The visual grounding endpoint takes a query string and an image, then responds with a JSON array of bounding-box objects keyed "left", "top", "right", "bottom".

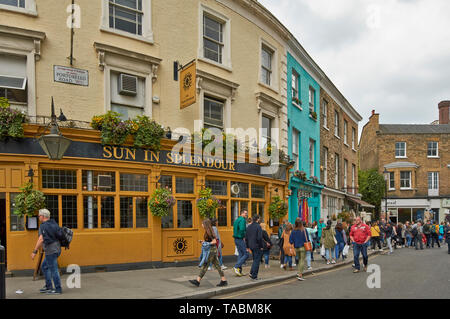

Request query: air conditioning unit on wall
[{"left": 118, "top": 73, "right": 138, "bottom": 96}]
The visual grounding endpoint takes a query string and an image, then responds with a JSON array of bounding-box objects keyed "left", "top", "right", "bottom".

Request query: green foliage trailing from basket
[
  {"left": 0, "top": 98, "right": 26, "bottom": 140},
  {"left": 132, "top": 115, "right": 165, "bottom": 150},
  {"left": 268, "top": 196, "right": 288, "bottom": 220},
  {"left": 91, "top": 111, "right": 130, "bottom": 145},
  {"left": 197, "top": 188, "right": 221, "bottom": 219},
  {"left": 149, "top": 188, "right": 176, "bottom": 217},
  {"left": 13, "top": 182, "right": 46, "bottom": 217}
]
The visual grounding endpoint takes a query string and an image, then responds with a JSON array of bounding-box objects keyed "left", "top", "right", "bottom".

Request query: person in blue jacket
[{"left": 289, "top": 218, "right": 310, "bottom": 281}]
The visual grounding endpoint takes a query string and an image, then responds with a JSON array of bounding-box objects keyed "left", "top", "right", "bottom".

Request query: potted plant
[
  {"left": 131, "top": 115, "right": 165, "bottom": 150},
  {"left": 310, "top": 111, "right": 317, "bottom": 120},
  {"left": 13, "top": 182, "right": 46, "bottom": 218},
  {"left": 197, "top": 188, "right": 221, "bottom": 219},
  {"left": 149, "top": 188, "right": 176, "bottom": 217},
  {"left": 268, "top": 196, "right": 288, "bottom": 221},
  {"left": 0, "top": 98, "right": 26, "bottom": 140},
  {"left": 91, "top": 111, "right": 130, "bottom": 146},
  {"left": 294, "top": 170, "right": 307, "bottom": 181}
]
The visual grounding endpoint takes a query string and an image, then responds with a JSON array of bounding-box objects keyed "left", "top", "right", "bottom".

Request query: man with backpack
[
  {"left": 31, "top": 209, "right": 63, "bottom": 295},
  {"left": 423, "top": 220, "right": 432, "bottom": 248},
  {"left": 430, "top": 220, "right": 440, "bottom": 248}
]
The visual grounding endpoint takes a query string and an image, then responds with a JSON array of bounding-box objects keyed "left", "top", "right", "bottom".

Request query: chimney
[
  {"left": 369, "top": 109, "right": 379, "bottom": 130},
  {"left": 438, "top": 101, "right": 450, "bottom": 124}
]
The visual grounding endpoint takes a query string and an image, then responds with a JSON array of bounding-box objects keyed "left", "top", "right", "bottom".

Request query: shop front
[
  {"left": 288, "top": 176, "right": 323, "bottom": 224},
  {"left": 381, "top": 198, "right": 442, "bottom": 224},
  {"left": 0, "top": 125, "right": 287, "bottom": 273}
]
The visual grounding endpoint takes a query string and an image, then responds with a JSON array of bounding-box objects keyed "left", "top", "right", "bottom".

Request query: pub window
[
  {"left": 109, "top": 0, "right": 143, "bottom": 36},
  {"left": 10, "top": 193, "right": 24, "bottom": 231},
  {"left": 0, "top": 0, "right": 25, "bottom": 8},
  {"left": 251, "top": 184, "right": 265, "bottom": 199},
  {"left": 204, "top": 97, "right": 224, "bottom": 130},
  {"left": 62, "top": 195, "right": 77, "bottom": 229},
  {"left": 251, "top": 201, "right": 265, "bottom": 223},
  {"left": 231, "top": 200, "right": 248, "bottom": 225},
  {"left": 161, "top": 206, "right": 173, "bottom": 229},
  {"left": 82, "top": 170, "right": 116, "bottom": 192},
  {"left": 136, "top": 197, "right": 148, "bottom": 228},
  {"left": 101, "top": 196, "right": 115, "bottom": 228},
  {"left": 177, "top": 200, "right": 193, "bottom": 228},
  {"left": 83, "top": 196, "right": 98, "bottom": 229},
  {"left": 176, "top": 177, "right": 194, "bottom": 194},
  {"left": 120, "top": 197, "right": 133, "bottom": 228},
  {"left": 206, "top": 179, "right": 227, "bottom": 196},
  {"left": 120, "top": 173, "right": 148, "bottom": 192},
  {"left": 42, "top": 169, "right": 77, "bottom": 189},
  {"left": 203, "top": 14, "right": 224, "bottom": 64},
  {"left": 44, "top": 195, "right": 59, "bottom": 225},
  {"left": 159, "top": 175, "right": 173, "bottom": 192},
  {"left": 231, "top": 182, "right": 249, "bottom": 198},
  {"left": 217, "top": 200, "right": 227, "bottom": 227}
]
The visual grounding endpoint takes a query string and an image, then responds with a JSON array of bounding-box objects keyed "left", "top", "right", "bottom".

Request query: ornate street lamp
[{"left": 37, "top": 97, "right": 72, "bottom": 160}]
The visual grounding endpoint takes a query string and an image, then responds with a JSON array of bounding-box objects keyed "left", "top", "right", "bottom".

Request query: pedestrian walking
[
  {"left": 413, "top": 221, "right": 424, "bottom": 250},
  {"left": 278, "top": 220, "right": 287, "bottom": 268},
  {"left": 233, "top": 210, "right": 249, "bottom": 276},
  {"left": 261, "top": 223, "right": 272, "bottom": 269},
  {"left": 430, "top": 220, "right": 441, "bottom": 248},
  {"left": 350, "top": 216, "right": 371, "bottom": 273},
  {"left": 210, "top": 218, "right": 226, "bottom": 270},
  {"left": 370, "top": 221, "right": 382, "bottom": 251},
  {"left": 317, "top": 218, "right": 326, "bottom": 260},
  {"left": 289, "top": 218, "right": 310, "bottom": 281},
  {"left": 423, "top": 220, "right": 432, "bottom": 248},
  {"left": 189, "top": 219, "right": 227, "bottom": 287},
  {"left": 321, "top": 220, "right": 336, "bottom": 265},
  {"left": 31, "top": 209, "right": 63, "bottom": 295},
  {"left": 245, "top": 215, "right": 265, "bottom": 280},
  {"left": 439, "top": 222, "right": 445, "bottom": 244},
  {"left": 306, "top": 222, "right": 318, "bottom": 270},
  {"left": 445, "top": 222, "right": 450, "bottom": 254},
  {"left": 334, "top": 222, "right": 346, "bottom": 262},
  {"left": 405, "top": 221, "right": 413, "bottom": 247},
  {"left": 383, "top": 222, "right": 394, "bottom": 254},
  {"left": 379, "top": 218, "right": 387, "bottom": 247},
  {"left": 282, "top": 223, "right": 295, "bottom": 270},
  {"left": 310, "top": 221, "right": 318, "bottom": 260}
]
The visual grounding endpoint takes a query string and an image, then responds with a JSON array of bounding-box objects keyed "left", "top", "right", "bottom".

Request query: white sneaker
[
  {"left": 292, "top": 263, "right": 297, "bottom": 266},
  {"left": 264, "top": 264, "right": 268, "bottom": 269},
  {"left": 326, "top": 261, "right": 331, "bottom": 265},
  {"left": 331, "top": 260, "right": 336, "bottom": 264},
  {"left": 221, "top": 265, "right": 227, "bottom": 270},
  {"left": 280, "top": 264, "right": 284, "bottom": 269},
  {"left": 307, "top": 266, "right": 312, "bottom": 270},
  {"left": 208, "top": 266, "right": 212, "bottom": 270}
]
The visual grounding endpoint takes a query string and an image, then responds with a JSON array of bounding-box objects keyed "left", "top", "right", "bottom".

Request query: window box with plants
[
  {"left": 309, "top": 110, "right": 318, "bottom": 121},
  {"left": 0, "top": 97, "right": 26, "bottom": 141}
]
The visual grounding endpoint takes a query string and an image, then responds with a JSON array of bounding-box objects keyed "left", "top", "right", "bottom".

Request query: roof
[
  {"left": 346, "top": 196, "right": 375, "bottom": 208},
  {"left": 379, "top": 124, "right": 450, "bottom": 134},
  {"left": 384, "top": 162, "right": 419, "bottom": 169}
]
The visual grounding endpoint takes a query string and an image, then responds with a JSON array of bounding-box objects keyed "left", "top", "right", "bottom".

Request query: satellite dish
[{"left": 231, "top": 184, "right": 240, "bottom": 195}]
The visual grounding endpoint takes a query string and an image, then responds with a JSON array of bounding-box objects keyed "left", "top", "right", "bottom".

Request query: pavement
[{"left": 5, "top": 246, "right": 387, "bottom": 299}]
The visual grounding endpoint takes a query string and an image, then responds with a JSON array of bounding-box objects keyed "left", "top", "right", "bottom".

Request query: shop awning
[{"left": 346, "top": 196, "right": 375, "bottom": 208}]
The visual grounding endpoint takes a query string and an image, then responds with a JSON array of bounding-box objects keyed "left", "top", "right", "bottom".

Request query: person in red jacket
[{"left": 350, "top": 216, "right": 371, "bottom": 273}]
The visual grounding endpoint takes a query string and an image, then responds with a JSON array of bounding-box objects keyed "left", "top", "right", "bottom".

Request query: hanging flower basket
[
  {"left": 197, "top": 188, "right": 220, "bottom": 219},
  {"left": 149, "top": 188, "right": 176, "bottom": 217},
  {"left": 268, "top": 196, "right": 288, "bottom": 220},
  {"left": 13, "top": 181, "right": 46, "bottom": 218}
]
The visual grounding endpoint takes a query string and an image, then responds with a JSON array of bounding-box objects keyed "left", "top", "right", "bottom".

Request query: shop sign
[
  {"left": 442, "top": 199, "right": 450, "bottom": 208},
  {"left": 54, "top": 65, "right": 89, "bottom": 86},
  {"left": 180, "top": 61, "right": 196, "bottom": 109}
]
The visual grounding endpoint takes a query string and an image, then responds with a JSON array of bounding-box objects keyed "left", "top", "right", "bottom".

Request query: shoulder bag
[{"left": 303, "top": 230, "right": 312, "bottom": 251}]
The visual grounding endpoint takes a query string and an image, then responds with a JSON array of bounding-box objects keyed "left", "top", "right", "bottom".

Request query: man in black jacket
[{"left": 245, "top": 215, "right": 264, "bottom": 280}]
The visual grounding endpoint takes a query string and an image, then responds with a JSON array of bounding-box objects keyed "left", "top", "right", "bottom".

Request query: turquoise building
[{"left": 286, "top": 52, "right": 323, "bottom": 224}]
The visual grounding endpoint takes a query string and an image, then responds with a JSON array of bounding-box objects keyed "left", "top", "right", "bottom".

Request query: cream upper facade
[{"left": 0, "top": 0, "right": 289, "bottom": 151}]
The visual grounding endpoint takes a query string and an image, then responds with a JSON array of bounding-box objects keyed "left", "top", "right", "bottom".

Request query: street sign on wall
[{"left": 54, "top": 65, "right": 89, "bottom": 86}]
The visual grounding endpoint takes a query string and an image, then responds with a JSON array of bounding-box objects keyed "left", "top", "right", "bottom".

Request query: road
[{"left": 215, "top": 246, "right": 450, "bottom": 299}]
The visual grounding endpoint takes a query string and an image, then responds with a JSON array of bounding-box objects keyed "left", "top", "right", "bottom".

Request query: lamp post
[
  {"left": 37, "top": 98, "right": 72, "bottom": 160},
  {"left": 383, "top": 168, "right": 389, "bottom": 220}
]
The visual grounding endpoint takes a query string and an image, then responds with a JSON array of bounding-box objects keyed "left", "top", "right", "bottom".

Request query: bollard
[{"left": 0, "top": 245, "right": 5, "bottom": 299}]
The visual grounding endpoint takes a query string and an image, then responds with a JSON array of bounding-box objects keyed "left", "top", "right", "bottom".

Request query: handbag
[
  {"left": 303, "top": 230, "right": 312, "bottom": 251},
  {"left": 343, "top": 244, "right": 350, "bottom": 256}
]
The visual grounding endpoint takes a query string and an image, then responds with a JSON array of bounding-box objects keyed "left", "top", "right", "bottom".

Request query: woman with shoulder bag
[
  {"left": 189, "top": 219, "right": 228, "bottom": 287},
  {"left": 305, "top": 222, "right": 317, "bottom": 270},
  {"left": 321, "top": 220, "right": 336, "bottom": 265},
  {"left": 282, "top": 223, "right": 295, "bottom": 270},
  {"left": 289, "top": 218, "right": 310, "bottom": 281},
  {"left": 261, "top": 223, "right": 272, "bottom": 269}
]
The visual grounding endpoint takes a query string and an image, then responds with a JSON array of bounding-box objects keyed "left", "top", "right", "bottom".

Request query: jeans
[
  {"left": 415, "top": 235, "right": 424, "bottom": 250},
  {"left": 42, "top": 253, "right": 62, "bottom": 292},
  {"left": 386, "top": 236, "right": 393, "bottom": 253},
  {"left": 234, "top": 238, "right": 249, "bottom": 270},
  {"left": 250, "top": 248, "right": 263, "bottom": 279},
  {"left": 263, "top": 250, "right": 270, "bottom": 265},
  {"left": 325, "top": 247, "right": 335, "bottom": 261},
  {"left": 353, "top": 243, "right": 368, "bottom": 271},
  {"left": 406, "top": 234, "right": 412, "bottom": 247},
  {"left": 335, "top": 242, "right": 345, "bottom": 260},
  {"left": 425, "top": 234, "right": 432, "bottom": 247},
  {"left": 306, "top": 251, "right": 312, "bottom": 268},
  {"left": 284, "top": 255, "right": 293, "bottom": 267}
]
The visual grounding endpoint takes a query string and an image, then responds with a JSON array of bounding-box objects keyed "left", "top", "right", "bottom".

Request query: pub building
[{"left": 0, "top": 124, "right": 288, "bottom": 274}]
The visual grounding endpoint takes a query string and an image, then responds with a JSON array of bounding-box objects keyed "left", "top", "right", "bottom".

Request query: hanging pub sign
[
  {"left": 180, "top": 61, "right": 196, "bottom": 109},
  {"left": 54, "top": 65, "right": 89, "bottom": 86}
]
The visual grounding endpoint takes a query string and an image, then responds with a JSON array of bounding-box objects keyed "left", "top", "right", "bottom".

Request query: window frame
[
  {"left": 203, "top": 95, "right": 224, "bottom": 131},
  {"left": 203, "top": 13, "right": 224, "bottom": 64},
  {"left": 400, "top": 171, "right": 412, "bottom": 190},
  {"left": 322, "top": 100, "right": 328, "bottom": 129},
  {"left": 309, "top": 139, "right": 315, "bottom": 178},
  {"left": 292, "top": 70, "right": 299, "bottom": 102},
  {"left": 292, "top": 129, "right": 299, "bottom": 171},
  {"left": 395, "top": 142, "right": 407, "bottom": 158},
  {"left": 343, "top": 120, "right": 348, "bottom": 145},
  {"left": 389, "top": 172, "right": 395, "bottom": 190},
  {"left": 261, "top": 45, "right": 273, "bottom": 86},
  {"left": 0, "top": 0, "right": 37, "bottom": 16},
  {"left": 427, "top": 172, "right": 439, "bottom": 191},
  {"left": 334, "top": 111, "right": 340, "bottom": 138},
  {"left": 427, "top": 141, "right": 439, "bottom": 158}
]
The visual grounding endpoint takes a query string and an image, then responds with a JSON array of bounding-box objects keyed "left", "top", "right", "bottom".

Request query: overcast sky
[{"left": 259, "top": 0, "right": 450, "bottom": 133}]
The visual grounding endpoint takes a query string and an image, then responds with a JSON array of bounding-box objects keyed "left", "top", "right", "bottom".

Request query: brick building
[
  {"left": 319, "top": 87, "right": 368, "bottom": 221},
  {"left": 359, "top": 102, "right": 450, "bottom": 223}
]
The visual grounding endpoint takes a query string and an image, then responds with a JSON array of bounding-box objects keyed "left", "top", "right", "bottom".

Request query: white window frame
[
  {"left": 261, "top": 114, "right": 273, "bottom": 148},
  {"left": 198, "top": 5, "right": 231, "bottom": 70},
  {"left": 309, "top": 87, "right": 315, "bottom": 113},
  {"left": 400, "top": 171, "right": 412, "bottom": 190},
  {"left": 428, "top": 172, "right": 439, "bottom": 190},
  {"left": 309, "top": 139, "right": 315, "bottom": 178},
  {"left": 323, "top": 100, "right": 328, "bottom": 129},
  {"left": 343, "top": 120, "right": 348, "bottom": 145},
  {"left": 343, "top": 159, "right": 348, "bottom": 191},
  {"left": 389, "top": 172, "right": 395, "bottom": 190},
  {"left": 352, "top": 127, "right": 356, "bottom": 150},
  {"left": 395, "top": 142, "right": 407, "bottom": 158},
  {"left": 203, "top": 95, "right": 224, "bottom": 131},
  {"left": 101, "top": 0, "right": 153, "bottom": 44},
  {"left": 323, "top": 147, "right": 328, "bottom": 186},
  {"left": 0, "top": 0, "right": 36, "bottom": 16},
  {"left": 258, "top": 38, "right": 278, "bottom": 92},
  {"left": 292, "top": 70, "right": 299, "bottom": 101},
  {"left": 334, "top": 111, "right": 340, "bottom": 138},
  {"left": 427, "top": 142, "right": 439, "bottom": 158},
  {"left": 335, "top": 154, "right": 340, "bottom": 189},
  {"left": 292, "top": 129, "right": 299, "bottom": 171},
  {"left": 352, "top": 164, "right": 356, "bottom": 194}
]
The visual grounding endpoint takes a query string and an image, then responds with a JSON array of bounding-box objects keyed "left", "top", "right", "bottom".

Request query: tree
[{"left": 358, "top": 169, "right": 386, "bottom": 219}]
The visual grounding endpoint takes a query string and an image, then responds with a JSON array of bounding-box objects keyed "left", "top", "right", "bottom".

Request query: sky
[{"left": 258, "top": 0, "right": 450, "bottom": 133}]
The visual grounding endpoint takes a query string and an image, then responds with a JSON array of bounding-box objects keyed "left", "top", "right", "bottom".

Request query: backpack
[
  {"left": 56, "top": 226, "right": 73, "bottom": 249},
  {"left": 430, "top": 225, "right": 436, "bottom": 234}
]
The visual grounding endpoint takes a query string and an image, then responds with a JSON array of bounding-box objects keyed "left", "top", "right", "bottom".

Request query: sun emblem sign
[
  {"left": 173, "top": 237, "right": 188, "bottom": 254},
  {"left": 183, "top": 72, "right": 193, "bottom": 91}
]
